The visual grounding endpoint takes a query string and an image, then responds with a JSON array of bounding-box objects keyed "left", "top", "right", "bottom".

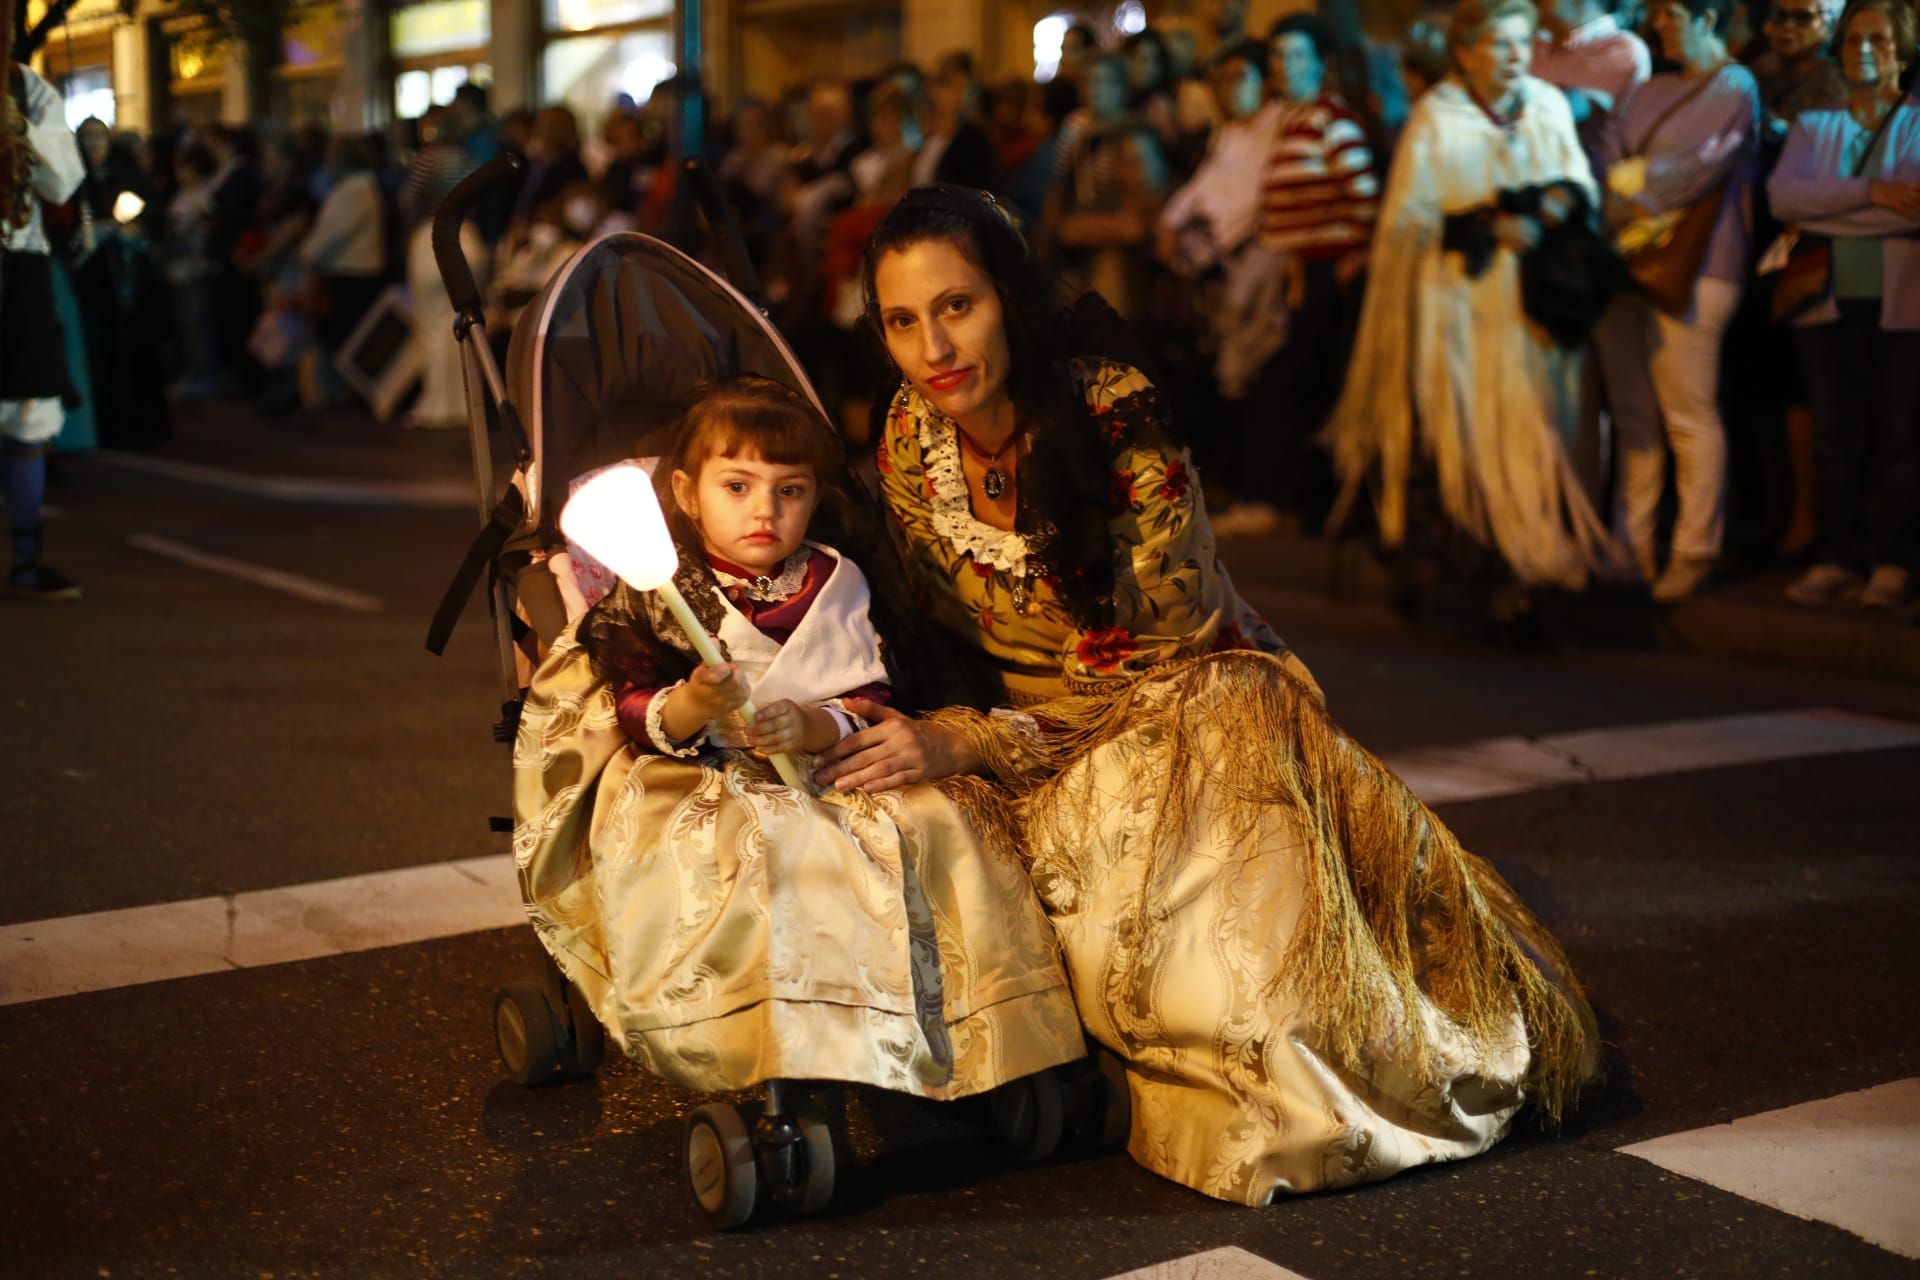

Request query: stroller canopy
[{"left": 507, "top": 233, "right": 828, "bottom": 527}]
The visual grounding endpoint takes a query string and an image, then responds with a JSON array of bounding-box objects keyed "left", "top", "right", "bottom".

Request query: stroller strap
[{"left": 425, "top": 485, "right": 527, "bottom": 657}]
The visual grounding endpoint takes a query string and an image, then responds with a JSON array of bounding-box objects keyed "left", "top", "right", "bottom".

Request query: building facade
[{"left": 22, "top": 0, "right": 1310, "bottom": 139}]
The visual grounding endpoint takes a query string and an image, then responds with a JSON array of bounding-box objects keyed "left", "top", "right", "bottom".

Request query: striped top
[{"left": 1260, "top": 94, "right": 1380, "bottom": 260}]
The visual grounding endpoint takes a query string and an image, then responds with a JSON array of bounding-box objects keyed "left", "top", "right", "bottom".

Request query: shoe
[
  {"left": 1651, "top": 555, "right": 1714, "bottom": 603},
  {"left": 1860, "top": 564, "right": 1910, "bottom": 609},
  {"left": 8, "top": 563, "right": 82, "bottom": 602},
  {"left": 1784, "top": 562, "right": 1860, "bottom": 606}
]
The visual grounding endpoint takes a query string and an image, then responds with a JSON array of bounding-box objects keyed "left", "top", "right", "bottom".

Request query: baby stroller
[{"left": 424, "top": 156, "right": 1126, "bottom": 1229}]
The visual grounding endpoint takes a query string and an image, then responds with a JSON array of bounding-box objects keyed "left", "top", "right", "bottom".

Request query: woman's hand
[
  {"left": 812, "top": 699, "right": 983, "bottom": 793},
  {"left": 1869, "top": 181, "right": 1920, "bottom": 219},
  {"left": 746, "top": 699, "right": 838, "bottom": 756},
  {"left": 1493, "top": 213, "right": 1542, "bottom": 254}
]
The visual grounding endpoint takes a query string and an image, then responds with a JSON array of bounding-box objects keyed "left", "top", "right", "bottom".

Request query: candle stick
[{"left": 560, "top": 463, "right": 811, "bottom": 793}]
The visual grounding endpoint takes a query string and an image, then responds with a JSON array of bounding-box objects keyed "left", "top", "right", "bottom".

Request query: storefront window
[
  {"left": 542, "top": 0, "right": 672, "bottom": 32},
  {"left": 395, "top": 63, "right": 492, "bottom": 119},
  {"left": 60, "top": 65, "right": 116, "bottom": 129},
  {"left": 391, "top": 0, "right": 490, "bottom": 57},
  {"left": 542, "top": 28, "right": 673, "bottom": 134}
]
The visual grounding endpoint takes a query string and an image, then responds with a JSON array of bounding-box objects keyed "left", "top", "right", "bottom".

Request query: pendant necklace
[{"left": 958, "top": 429, "right": 1021, "bottom": 501}]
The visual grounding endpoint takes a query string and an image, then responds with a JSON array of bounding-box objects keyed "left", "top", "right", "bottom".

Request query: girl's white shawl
[{"left": 1329, "top": 76, "right": 1620, "bottom": 588}]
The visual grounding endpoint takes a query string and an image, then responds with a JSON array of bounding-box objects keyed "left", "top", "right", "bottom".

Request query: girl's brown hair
[{"left": 657, "top": 374, "right": 847, "bottom": 544}]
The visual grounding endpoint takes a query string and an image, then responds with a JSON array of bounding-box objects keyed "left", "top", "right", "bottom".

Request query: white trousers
[
  {"left": 1594, "top": 277, "right": 1741, "bottom": 563},
  {"left": 0, "top": 398, "right": 64, "bottom": 446},
  {"left": 406, "top": 221, "right": 489, "bottom": 428}
]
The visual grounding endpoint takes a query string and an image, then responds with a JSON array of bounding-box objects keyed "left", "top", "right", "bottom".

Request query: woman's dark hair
[
  {"left": 1269, "top": 12, "right": 1337, "bottom": 64},
  {"left": 861, "top": 185, "right": 1155, "bottom": 629}
]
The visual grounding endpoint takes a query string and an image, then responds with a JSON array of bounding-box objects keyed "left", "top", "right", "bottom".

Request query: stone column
[
  {"left": 220, "top": 37, "right": 249, "bottom": 123},
  {"left": 902, "top": 0, "right": 991, "bottom": 75},
  {"left": 110, "top": 17, "right": 154, "bottom": 135},
  {"left": 488, "top": 0, "right": 537, "bottom": 113},
  {"left": 335, "top": 0, "right": 381, "bottom": 131}
]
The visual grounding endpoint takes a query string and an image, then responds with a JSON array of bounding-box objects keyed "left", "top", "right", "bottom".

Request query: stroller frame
[{"left": 425, "top": 157, "right": 1122, "bottom": 1229}]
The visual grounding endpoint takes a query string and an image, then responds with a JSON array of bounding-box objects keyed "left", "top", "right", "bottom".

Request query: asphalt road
[{"left": 3, "top": 411, "right": 1917, "bottom": 1279}]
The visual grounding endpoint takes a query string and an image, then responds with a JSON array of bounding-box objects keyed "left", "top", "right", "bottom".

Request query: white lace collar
[
  {"left": 710, "top": 548, "right": 811, "bottom": 601},
  {"left": 907, "top": 386, "right": 1032, "bottom": 576}
]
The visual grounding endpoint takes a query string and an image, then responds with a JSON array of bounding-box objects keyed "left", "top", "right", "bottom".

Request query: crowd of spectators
[{"left": 36, "top": 0, "right": 1920, "bottom": 616}]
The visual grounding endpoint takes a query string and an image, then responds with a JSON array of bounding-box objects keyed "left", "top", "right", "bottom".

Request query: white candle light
[{"left": 560, "top": 463, "right": 810, "bottom": 791}]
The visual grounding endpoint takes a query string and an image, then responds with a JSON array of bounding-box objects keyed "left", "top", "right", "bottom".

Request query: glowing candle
[{"left": 560, "top": 463, "right": 809, "bottom": 791}]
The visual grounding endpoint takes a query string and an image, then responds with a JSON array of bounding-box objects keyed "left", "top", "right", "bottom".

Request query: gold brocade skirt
[
  {"left": 510, "top": 633, "right": 1086, "bottom": 1099},
  {"left": 985, "top": 652, "right": 1599, "bottom": 1205}
]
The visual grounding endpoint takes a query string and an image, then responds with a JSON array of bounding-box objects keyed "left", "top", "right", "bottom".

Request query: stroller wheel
[
  {"left": 987, "top": 1067, "right": 1066, "bottom": 1163},
  {"left": 792, "top": 1113, "right": 836, "bottom": 1216},
  {"left": 494, "top": 984, "right": 562, "bottom": 1085},
  {"left": 557, "top": 982, "right": 605, "bottom": 1080},
  {"left": 1093, "top": 1047, "right": 1131, "bottom": 1151},
  {"left": 686, "top": 1103, "right": 758, "bottom": 1230}
]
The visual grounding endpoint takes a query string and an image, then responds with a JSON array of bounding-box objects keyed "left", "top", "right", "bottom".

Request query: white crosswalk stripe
[
  {"left": 1107, "top": 1248, "right": 1311, "bottom": 1280},
  {"left": 1, "top": 708, "right": 1915, "bottom": 1007},
  {"left": 1620, "top": 1079, "right": 1920, "bottom": 1260}
]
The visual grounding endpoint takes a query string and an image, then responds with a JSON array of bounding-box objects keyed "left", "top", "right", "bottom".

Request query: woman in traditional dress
[
  {"left": 811, "top": 185, "right": 1600, "bottom": 1206},
  {"left": 1326, "top": 0, "right": 1620, "bottom": 593}
]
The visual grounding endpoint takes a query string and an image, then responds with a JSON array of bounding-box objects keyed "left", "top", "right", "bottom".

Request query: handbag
[
  {"left": 1765, "top": 103, "right": 1904, "bottom": 324},
  {"left": 1613, "top": 70, "right": 1732, "bottom": 317}
]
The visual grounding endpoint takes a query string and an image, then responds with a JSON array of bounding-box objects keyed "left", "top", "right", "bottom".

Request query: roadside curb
[{"left": 1223, "top": 533, "right": 1920, "bottom": 686}]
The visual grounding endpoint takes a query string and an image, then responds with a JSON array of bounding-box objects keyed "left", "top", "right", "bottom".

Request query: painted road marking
[
  {"left": 1388, "top": 707, "right": 1920, "bottom": 804},
  {"left": 129, "top": 534, "right": 383, "bottom": 612},
  {"left": 1620, "top": 1078, "right": 1920, "bottom": 1259},
  {"left": 1107, "top": 1248, "right": 1311, "bottom": 1280},
  {"left": 98, "top": 452, "right": 473, "bottom": 508},
  {"left": 1, "top": 708, "right": 1915, "bottom": 1006},
  {"left": 0, "top": 856, "right": 522, "bottom": 1006}
]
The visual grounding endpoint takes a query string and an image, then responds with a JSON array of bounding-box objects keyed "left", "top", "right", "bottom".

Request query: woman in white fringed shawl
[{"left": 1329, "top": 0, "right": 1621, "bottom": 591}]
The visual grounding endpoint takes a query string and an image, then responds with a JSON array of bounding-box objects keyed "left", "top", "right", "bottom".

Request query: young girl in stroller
[{"left": 509, "top": 374, "right": 1089, "bottom": 1219}]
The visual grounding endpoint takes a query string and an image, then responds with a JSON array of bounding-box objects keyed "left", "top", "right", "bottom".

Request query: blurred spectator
[
  {"left": 1331, "top": 0, "right": 1619, "bottom": 596},
  {"left": 1124, "top": 28, "right": 1183, "bottom": 150},
  {"left": 205, "top": 126, "right": 265, "bottom": 395},
  {"left": 1008, "top": 76, "right": 1081, "bottom": 223},
  {"left": 71, "top": 119, "right": 169, "bottom": 447},
  {"left": 1047, "top": 52, "right": 1169, "bottom": 319},
  {"left": 912, "top": 64, "right": 995, "bottom": 188},
  {"left": 509, "top": 106, "right": 589, "bottom": 237},
  {"left": 403, "top": 105, "right": 477, "bottom": 231},
  {"left": 1223, "top": 15, "right": 1381, "bottom": 535},
  {"left": 1594, "top": 0, "right": 1761, "bottom": 599},
  {"left": 1398, "top": 21, "right": 1455, "bottom": 99},
  {"left": 1060, "top": 23, "right": 1103, "bottom": 86},
  {"left": 986, "top": 78, "right": 1041, "bottom": 180},
  {"left": 1771, "top": 0, "right": 1919, "bottom": 607},
  {"left": 718, "top": 97, "right": 787, "bottom": 268},
  {"left": 1754, "top": 0, "right": 1849, "bottom": 124},
  {"left": 1535, "top": 0, "right": 1655, "bottom": 160},
  {"left": 298, "top": 134, "right": 388, "bottom": 387},
  {"left": 164, "top": 143, "right": 222, "bottom": 400},
  {"left": 1, "top": 59, "right": 86, "bottom": 600}
]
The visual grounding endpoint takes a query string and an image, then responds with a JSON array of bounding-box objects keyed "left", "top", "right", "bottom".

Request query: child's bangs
[{"left": 697, "top": 396, "right": 839, "bottom": 477}]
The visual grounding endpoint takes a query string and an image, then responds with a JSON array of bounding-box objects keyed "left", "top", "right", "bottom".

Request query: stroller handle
[{"left": 433, "top": 152, "right": 525, "bottom": 315}]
